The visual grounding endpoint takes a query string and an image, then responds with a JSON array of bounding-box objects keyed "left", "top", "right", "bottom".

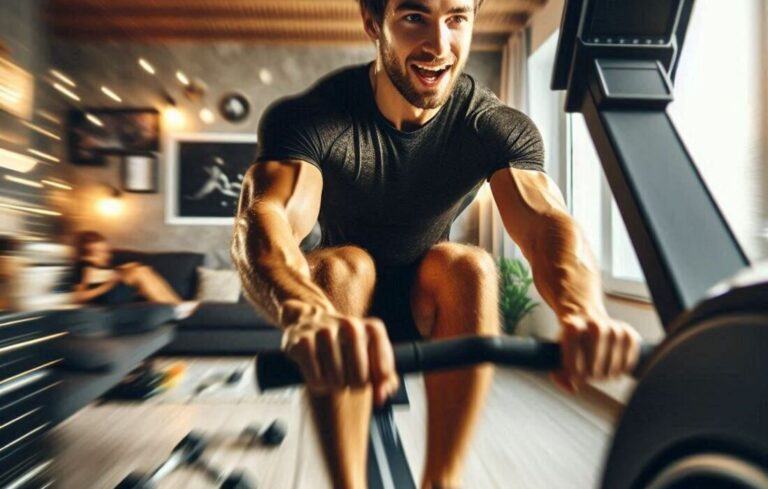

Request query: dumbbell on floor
[
  {"left": 240, "top": 419, "right": 287, "bottom": 447},
  {"left": 220, "top": 471, "right": 255, "bottom": 489},
  {"left": 194, "top": 459, "right": 256, "bottom": 489},
  {"left": 116, "top": 431, "right": 206, "bottom": 489}
]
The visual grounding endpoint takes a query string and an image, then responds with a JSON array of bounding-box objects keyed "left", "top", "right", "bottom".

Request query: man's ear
[{"left": 361, "top": 9, "right": 381, "bottom": 42}]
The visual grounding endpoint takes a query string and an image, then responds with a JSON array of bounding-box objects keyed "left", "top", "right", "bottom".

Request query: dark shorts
[
  {"left": 93, "top": 282, "right": 139, "bottom": 306},
  {"left": 369, "top": 261, "right": 424, "bottom": 344}
]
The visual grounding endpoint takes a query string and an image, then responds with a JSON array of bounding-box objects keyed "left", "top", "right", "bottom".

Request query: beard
[{"left": 379, "top": 37, "right": 463, "bottom": 110}]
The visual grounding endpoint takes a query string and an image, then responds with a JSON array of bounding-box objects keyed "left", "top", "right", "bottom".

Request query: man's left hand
[{"left": 550, "top": 312, "right": 642, "bottom": 394}]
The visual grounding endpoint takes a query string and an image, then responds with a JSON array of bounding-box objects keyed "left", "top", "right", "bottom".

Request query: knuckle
[
  {"left": 294, "top": 334, "right": 313, "bottom": 351},
  {"left": 367, "top": 318, "right": 387, "bottom": 336},
  {"left": 606, "top": 324, "right": 621, "bottom": 343},
  {"left": 587, "top": 320, "right": 609, "bottom": 338}
]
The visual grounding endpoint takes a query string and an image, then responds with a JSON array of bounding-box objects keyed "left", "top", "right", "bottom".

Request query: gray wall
[{"left": 53, "top": 41, "right": 502, "bottom": 267}]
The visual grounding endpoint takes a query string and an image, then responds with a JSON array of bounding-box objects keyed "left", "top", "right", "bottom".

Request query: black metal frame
[{"left": 552, "top": 0, "right": 749, "bottom": 327}]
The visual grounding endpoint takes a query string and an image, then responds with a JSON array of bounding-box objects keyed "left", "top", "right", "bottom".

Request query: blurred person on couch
[{"left": 72, "top": 230, "right": 198, "bottom": 318}]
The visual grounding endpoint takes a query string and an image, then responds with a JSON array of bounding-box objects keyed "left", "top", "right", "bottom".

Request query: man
[{"left": 232, "top": 0, "right": 642, "bottom": 487}]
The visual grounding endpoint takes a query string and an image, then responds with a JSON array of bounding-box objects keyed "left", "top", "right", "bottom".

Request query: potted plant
[{"left": 498, "top": 257, "right": 538, "bottom": 335}]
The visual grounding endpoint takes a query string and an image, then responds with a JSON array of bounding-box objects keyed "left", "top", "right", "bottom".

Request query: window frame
[{"left": 566, "top": 113, "right": 652, "bottom": 302}]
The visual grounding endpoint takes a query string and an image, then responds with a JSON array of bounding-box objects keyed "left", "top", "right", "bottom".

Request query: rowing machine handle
[{"left": 256, "top": 335, "right": 656, "bottom": 391}]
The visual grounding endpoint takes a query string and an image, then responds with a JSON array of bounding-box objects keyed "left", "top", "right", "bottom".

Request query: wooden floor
[{"left": 50, "top": 357, "right": 622, "bottom": 489}]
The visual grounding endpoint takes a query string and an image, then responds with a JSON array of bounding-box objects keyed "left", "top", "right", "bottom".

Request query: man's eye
[
  {"left": 449, "top": 15, "right": 469, "bottom": 25},
  {"left": 404, "top": 13, "right": 424, "bottom": 23}
]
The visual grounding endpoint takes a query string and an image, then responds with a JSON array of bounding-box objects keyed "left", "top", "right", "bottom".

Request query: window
[{"left": 570, "top": 114, "right": 650, "bottom": 300}]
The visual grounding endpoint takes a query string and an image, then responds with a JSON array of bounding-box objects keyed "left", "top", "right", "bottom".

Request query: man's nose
[{"left": 422, "top": 22, "right": 451, "bottom": 59}]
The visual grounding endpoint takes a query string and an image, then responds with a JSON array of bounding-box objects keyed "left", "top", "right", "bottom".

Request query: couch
[{"left": 111, "top": 249, "right": 282, "bottom": 354}]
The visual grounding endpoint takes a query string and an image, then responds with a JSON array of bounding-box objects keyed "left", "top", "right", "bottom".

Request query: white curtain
[{"left": 478, "top": 30, "right": 529, "bottom": 259}]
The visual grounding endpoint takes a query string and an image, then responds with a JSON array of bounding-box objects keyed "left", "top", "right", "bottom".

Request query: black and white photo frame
[{"left": 165, "top": 133, "right": 257, "bottom": 225}]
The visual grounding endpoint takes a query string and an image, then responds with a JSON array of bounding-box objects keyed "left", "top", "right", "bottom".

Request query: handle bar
[{"left": 256, "top": 335, "right": 657, "bottom": 391}]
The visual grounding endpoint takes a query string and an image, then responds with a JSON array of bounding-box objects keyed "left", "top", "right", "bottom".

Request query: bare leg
[
  {"left": 411, "top": 243, "right": 500, "bottom": 489},
  {"left": 305, "top": 246, "right": 377, "bottom": 489},
  {"left": 120, "top": 265, "right": 183, "bottom": 304}
]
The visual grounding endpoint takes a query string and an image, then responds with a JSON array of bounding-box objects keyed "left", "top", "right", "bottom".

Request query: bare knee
[
  {"left": 415, "top": 243, "right": 499, "bottom": 335},
  {"left": 312, "top": 246, "right": 376, "bottom": 291},
  {"left": 421, "top": 243, "right": 497, "bottom": 288}
]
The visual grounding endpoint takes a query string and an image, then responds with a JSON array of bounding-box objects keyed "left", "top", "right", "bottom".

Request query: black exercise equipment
[
  {"left": 115, "top": 431, "right": 206, "bottom": 489},
  {"left": 256, "top": 0, "right": 768, "bottom": 488},
  {"left": 257, "top": 336, "right": 655, "bottom": 390}
]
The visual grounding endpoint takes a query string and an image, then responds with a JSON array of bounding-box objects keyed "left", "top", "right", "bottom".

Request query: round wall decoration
[{"left": 219, "top": 92, "right": 251, "bottom": 123}]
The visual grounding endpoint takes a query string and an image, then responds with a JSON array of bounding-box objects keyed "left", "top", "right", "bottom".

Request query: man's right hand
[{"left": 279, "top": 299, "right": 399, "bottom": 406}]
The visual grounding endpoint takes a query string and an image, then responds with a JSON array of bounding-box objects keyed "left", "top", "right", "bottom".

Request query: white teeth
[{"left": 414, "top": 63, "right": 450, "bottom": 72}]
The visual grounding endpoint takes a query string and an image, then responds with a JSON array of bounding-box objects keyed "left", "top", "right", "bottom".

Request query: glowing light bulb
[
  {"left": 49, "top": 69, "right": 76, "bottom": 87},
  {"left": 163, "top": 107, "right": 185, "bottom": 129},
  {"left": 101, "top": 86, "right": 122, "bottom": 102},
  {"left": 85, "top": 113, "right": 104, "bottom": 128},
  {"left": 97, "top": 197, "right": 123, "bottom": 216},
  {"left": 176, "top": 71, "right": 190, "bottom": 86},
  {"left": 138, "top": 58, "right": 155, "bottom": 75},
  {"left": 259, "top": 68, "right": 273, "bottom": 85},
  {"left": 199, "top": 108, "right": 215, "bottom": 124}
]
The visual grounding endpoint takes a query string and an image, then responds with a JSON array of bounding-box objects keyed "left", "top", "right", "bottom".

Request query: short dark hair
[
  {"left": 76, "top": 230, "right": 106, "bottom": 258},
  {"left": 359, "top": 0, "right": 485, "bottom": 25}
]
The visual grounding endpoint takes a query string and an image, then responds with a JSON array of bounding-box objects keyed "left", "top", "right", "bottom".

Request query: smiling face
[{"left": 368, "top": 0, "right": 476, "bottom": 109}]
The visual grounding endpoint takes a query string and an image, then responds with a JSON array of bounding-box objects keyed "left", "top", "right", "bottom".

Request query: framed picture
[
  {"left": 121, "top": 154, "right": 157, "bottom": 193},
  {"left": 68, "top": 108, "right": 160, "bottom": 165},
  {"left": 165, "top": 133, "right": 257, "bottom": 225}
]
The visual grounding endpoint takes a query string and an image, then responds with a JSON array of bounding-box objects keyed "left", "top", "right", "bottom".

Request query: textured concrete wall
[{"left": 53, "top": 42, "right": 502, "bottom": 267}]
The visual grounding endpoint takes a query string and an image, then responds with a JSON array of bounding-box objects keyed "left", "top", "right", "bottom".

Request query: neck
[{"left": 369, "top": 60, "right": 441, "bottom": 131}]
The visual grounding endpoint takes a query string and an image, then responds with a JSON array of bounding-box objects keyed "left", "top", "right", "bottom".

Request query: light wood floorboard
[{"left": 50, "top": 357, "right": 622, "bottom": 488}]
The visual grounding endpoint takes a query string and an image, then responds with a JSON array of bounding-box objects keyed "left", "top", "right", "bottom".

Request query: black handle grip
[{"left": 256, "top": 335, "right": 657, "bottom": 391}]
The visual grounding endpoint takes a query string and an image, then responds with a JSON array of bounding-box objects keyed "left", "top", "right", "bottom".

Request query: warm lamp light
[
  {"left": 199, "top": 108, "right": 215, "bottom": 124},
  {"left": 96, "top": 184, "right": 124, "bottom": 217},
  {"left": 163, "top": 106, "right": 185, "bottom": 129},
  {"left": 97, "top": 197, "right": 123, "bottom": 216}
]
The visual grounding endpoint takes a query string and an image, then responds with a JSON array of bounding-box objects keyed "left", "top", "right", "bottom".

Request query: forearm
[
  {"left": 231, "top": 202, "right": 335, "bottom": 327},
  {"left": 521, "top": 213, "right": 608, "bottom": 319}
]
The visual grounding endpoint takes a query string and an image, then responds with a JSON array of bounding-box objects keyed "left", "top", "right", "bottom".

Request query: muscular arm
[
  {"left": 490, "top": 168, "right": 605, "bottom": 319},
  {"left": 230, "top": 160, "right": 336, "bottom": 327},
  {"left": 490, "top": 167, "right": 640, "bottom": 391}
]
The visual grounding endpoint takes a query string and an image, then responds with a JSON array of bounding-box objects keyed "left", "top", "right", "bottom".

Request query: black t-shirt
[{"left": 256, "top": 63, "right": 545, "bottom": 267}]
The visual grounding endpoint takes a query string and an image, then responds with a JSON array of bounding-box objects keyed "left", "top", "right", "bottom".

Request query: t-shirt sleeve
[
  {"left": 474, "top": 104, "right": 545, "bottom": 181},
  {"left": 255, "top": 96, "right": 326, "bottom": 171}
]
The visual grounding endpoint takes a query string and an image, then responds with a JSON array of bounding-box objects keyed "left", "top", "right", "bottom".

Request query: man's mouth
[{"left": 410, "top": 62, "right": 452, "bottom": 87}]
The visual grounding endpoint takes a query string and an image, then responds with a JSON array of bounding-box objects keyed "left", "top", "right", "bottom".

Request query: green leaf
[{"left": 497, "top": 257, "right": 538, "bottom": 334}]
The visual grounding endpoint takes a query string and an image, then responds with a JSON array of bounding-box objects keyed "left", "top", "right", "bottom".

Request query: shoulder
[
  {"left": 458, "top": 76, "right": 538, "bottom": 136},
  {"left": 260, "top": 64, "right": 362, "bottom": 125}
]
